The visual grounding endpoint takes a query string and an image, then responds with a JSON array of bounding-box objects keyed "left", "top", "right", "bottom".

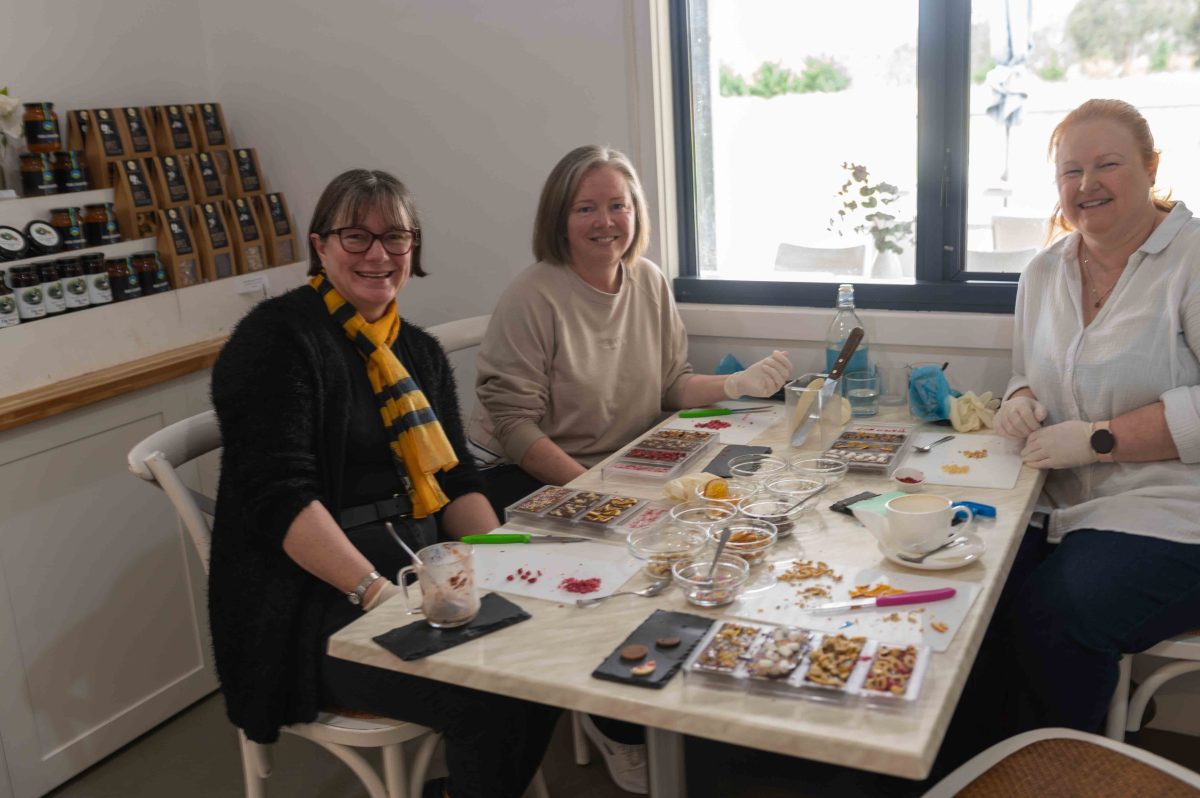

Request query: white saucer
[{"left": 879, "top": 532, "right": 985, "bottom": 570}]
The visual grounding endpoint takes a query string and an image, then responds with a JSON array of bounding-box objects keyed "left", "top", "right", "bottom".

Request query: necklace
[{"left": 1080, "top": 243, "right": 1120, "bottom": 309}]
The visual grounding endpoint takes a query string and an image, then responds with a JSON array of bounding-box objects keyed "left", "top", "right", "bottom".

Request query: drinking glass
[
  {"left": 397, "top": 542, "right": 481, "bottom": 628},
  {"left": 845, "top": 369, "right": 879, "bottom": 417},
  {"left": 877, "top": 363, "right": 908, "bottom": 407}
]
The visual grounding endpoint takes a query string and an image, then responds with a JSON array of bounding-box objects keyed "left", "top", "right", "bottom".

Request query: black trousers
[{"left": 319, "top": 515, "right": 561, "bottom": 798}]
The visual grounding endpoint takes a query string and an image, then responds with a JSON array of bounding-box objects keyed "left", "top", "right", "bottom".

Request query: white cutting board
[
  {"left": 473, "top": 533, "right": 643, "bottom": 603},
  {"left": 899, "top": 432, "right": 1023, "bottom": 490},
  {"left": 661, "top": 401, "right": 782, "bottom": 445},
  {"left": 728, "top": 559, "right": 979, "bottom": 652}
]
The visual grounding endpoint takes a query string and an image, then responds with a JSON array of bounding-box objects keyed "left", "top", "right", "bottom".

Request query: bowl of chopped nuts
[
  {"left": 669, "top": 499, "right": 738, "bottom": 535},
  {"left": 628, "top": 523, "right": 708, "bottom": 579},
  {"left": 706, "top": 518, "right": 778, "bottom": 566},
  {"left": 672, "top": 554, "right": 750, "bottom": 607}
]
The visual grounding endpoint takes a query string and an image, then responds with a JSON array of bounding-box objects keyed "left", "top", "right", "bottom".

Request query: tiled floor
[{"left": 45, "top": 693, "right": 1200, "bottom": 798}]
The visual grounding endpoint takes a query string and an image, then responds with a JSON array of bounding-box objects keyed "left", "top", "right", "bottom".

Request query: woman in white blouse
[{"left": 986, "top": 99, "right": 1200, "bottom": 736}]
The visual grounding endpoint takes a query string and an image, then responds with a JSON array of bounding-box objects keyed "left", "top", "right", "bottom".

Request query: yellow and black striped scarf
[{"left": 310, "top": 273, "right": 457, "bottom": 518}]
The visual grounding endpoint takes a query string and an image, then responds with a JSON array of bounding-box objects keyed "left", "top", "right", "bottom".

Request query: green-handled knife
[
  {"left": 461, "top": 533, "right": 585, "bottom": 544},
  {"left": 678, "top": 405, "right": 774, "bottom": 418}
]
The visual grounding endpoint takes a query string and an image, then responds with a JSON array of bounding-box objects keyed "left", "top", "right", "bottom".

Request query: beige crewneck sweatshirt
[{"left": 470, "top": 258, "right": 694, "bottom": 467}]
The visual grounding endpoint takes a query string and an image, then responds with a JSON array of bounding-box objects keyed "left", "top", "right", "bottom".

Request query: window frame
[{"left": 668, "top": 0, "right": 1023, "bottom": 313}]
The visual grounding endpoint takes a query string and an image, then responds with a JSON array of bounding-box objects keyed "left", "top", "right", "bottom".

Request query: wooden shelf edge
[{"left": 0, "top": 337, "right": 227, "bottom": 432}]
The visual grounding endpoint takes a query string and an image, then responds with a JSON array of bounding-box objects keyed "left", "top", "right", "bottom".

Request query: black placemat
[
  {"left": 373, "top": 592, "right": 529, "bottom": 661},
  {"left": 702, "top": 444, "right": 773, "bottom": 478},
  {"left": 591, "top": 609, "right": 715, "bottom": 689}
]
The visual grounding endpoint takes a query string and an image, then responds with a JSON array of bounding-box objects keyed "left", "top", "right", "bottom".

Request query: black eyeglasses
[{"left": 325, "top": 227, "right": 420, "bottom": 255}]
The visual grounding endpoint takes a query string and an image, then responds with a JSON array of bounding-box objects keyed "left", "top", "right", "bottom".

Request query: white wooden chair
[
  {"left": 774, "top": 242, "right": 867, "bottom": 275},
  {"left": 923, "top": 727, "right": 1200, "bottom": 797},
  {"left": 1106, "top": 632, "right": 1200, "bottom": 741},
  {"left": 128, "top": 410, "right": 443, "bottom": 798},
  {"left": 991, "top": 215, "right": 1048, "bottom": 252},
  {"left": 965, "top": 248, "right": 1037, "bottom": 274}
]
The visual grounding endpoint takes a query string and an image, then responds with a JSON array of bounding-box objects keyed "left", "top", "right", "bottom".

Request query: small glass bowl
[
  {"left": 672, "top": 554, "right": 751, "bottom": 607},
  {"left": 764, "top": 476, "right": 824, "bottom": 502},
  {"left": 627, "top": 523, "right": 709, "bottom": 579},
  {"left": 788, "top": 457, "right": 849, "bottom": 486},
  {"left": 707, "top": 518, "right": 778, "bottom": 567},
  {"left": 737, "top": 496, "right": 813, "bottom": 538},
  {"left": 891, "top": 466, "right": 926, "bottom": 492},
  {"left": 669, "top": 499, "right": 738, "bottom": 534},
  {"left": 692, "top": 477, "right": 759, "bottom": 511},
  {"left": 727, "top": 454, "right": 788, "bottom": 484}
]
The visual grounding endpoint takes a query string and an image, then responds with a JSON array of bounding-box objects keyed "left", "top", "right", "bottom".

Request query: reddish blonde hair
[{"left": 1047, "top": 99, "right": 1173, "bottom": 239}]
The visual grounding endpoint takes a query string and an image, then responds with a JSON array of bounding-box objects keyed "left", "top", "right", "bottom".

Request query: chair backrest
[
  {"left": 426, "top": 314, "right": 490, "bottom": 354},
  {"left": 774, "top": 243, "right": 866, "bottom": 275},
  {"left": 992, "top": 215, "right": 1049, "bottom": 251},
  {"left": 127, "top": 410, "right": 222, "bottom": 572},
  {"left": 966, "top": 248, "right": 1038, "bottom": 274}
]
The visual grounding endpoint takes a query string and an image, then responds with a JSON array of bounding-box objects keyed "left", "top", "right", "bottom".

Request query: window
[{"left": 670, "top": 0, "right": 1200, "bottom": 312}]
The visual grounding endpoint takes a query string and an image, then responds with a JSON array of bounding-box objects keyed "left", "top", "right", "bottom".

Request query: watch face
[{"left": 1091, "top": 428, "right": 1116, "bottom": 455}]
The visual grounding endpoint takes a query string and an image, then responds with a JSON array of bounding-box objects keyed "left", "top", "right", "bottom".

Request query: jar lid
[
  {"left": 19, "top": 152, "right": 48, "bottom": 162},
  {"left": 0, "top": 226, "right": 28, "bottom": 258},
  {"left": 83, "top": 203, "right": 110, "bottom": 210},
  {"left": 24, "top": 221, "right": 62, "bottom": 255},
  {"left": 23, "top": 101, "right": 53, "bottom": 108}
]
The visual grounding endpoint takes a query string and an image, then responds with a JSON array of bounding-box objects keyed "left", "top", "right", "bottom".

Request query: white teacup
[{"left": 884, "top": 494, "right": 973, "bottom": 555}]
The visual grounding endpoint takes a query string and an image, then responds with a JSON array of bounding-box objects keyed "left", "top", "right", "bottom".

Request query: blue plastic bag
[{"left": 908, "top": 364, "right": 960, "bottom": 422}]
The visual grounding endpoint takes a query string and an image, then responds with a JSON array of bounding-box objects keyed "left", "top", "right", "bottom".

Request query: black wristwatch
[{"left": 1090, "top": 422, "right": 1116, "bottom": 462}]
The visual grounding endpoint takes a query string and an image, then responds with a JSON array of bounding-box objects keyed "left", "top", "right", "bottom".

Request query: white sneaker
[{"left": 579, "top": 713, "right": 648, "bottom": 794}]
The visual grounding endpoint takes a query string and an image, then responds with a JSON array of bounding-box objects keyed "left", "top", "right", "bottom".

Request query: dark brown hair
[
  {"left": 532, "top": 145, "right": 650, "bottom": 266},
  {"left": 307, "top": 169, "right": 426, "bottom": 277}
]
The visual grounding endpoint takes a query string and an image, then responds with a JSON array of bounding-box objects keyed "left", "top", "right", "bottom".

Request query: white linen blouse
[{"left": 1005, "top": 202, "right": 1200, "bottom": 544}]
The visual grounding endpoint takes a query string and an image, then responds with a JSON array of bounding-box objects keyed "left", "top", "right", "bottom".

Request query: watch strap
[{"left": 348, "top": 570, "right": 383, "bottom": 606}]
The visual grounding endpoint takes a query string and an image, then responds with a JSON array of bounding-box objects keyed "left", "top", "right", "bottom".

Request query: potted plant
[{"left": 828, "top": 161, "right": 913, "bottom": 277}]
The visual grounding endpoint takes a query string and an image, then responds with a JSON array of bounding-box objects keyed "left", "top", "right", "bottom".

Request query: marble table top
[{"left": 329, "top": 407, "right": 1045, "bottom": 779}]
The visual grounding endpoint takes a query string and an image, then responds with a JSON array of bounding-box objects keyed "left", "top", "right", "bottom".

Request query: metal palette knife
[{"left": 790, "top": 326, "right": 865, "bottom": 447}]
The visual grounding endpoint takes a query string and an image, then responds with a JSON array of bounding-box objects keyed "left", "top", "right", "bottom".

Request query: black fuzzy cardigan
[{"left": 209, "top": 286, "right": 481, "bottom": 743}]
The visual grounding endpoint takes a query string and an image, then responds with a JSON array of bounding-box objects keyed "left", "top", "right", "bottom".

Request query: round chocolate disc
[
  {"left": 619, "top": 644, "right": 648, "bottom": 661},
  {"left": 655, "top": 636, "right": 682, "bottom": 649}
]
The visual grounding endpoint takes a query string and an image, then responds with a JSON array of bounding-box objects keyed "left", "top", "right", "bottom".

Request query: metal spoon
[
  {"left": 912, "top": 435, "right": 955, "bottom": 454},
  {"left": 896, "top": 536, "right": 969, "bottom": 564},
  {"left": 704, "top": 524, "right": 737, "bottom": 584},
  {"left": 575, "top": 579, "right": 671, "bottom": 607}
]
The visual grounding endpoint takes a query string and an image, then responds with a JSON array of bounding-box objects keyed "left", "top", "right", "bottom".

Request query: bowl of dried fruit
[
  {"left": 891, "top": 466, "right": 926, "bottom": 492},
  {"left": 707, "top": 518, "right": 778, "bottom": 566},
  {"left": 693, "top": 477, "right": 759, "bottom": 510},
  {"left": 672, "top": 554, "right": 750, "bottom": 607},
  {"left": 627, "top": 523, "right": 709, "bottom": 579}
]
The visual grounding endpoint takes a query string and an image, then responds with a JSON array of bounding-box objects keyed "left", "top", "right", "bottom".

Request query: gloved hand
[
  {"left": 724, "top": 350, "right": 791, "bottom": 399},
  {"left": 949, "top": 391, "right": 1001, "bottom": 432},
  {"left": 994, "top": 395, "right": 1048, "bottom": 439},
  {"left": 1021, "top": 420, "right": 1096, "bottom": 470},
  {"left": 363, "top": 579, "right": 402, "bottom": 612}
]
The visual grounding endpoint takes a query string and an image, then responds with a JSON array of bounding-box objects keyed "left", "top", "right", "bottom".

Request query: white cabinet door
[{"left": 0, "top": 376, "right": 217, "bottom": 798}]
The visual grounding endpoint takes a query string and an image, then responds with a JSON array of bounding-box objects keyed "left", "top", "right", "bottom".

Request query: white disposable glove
[
  {"left": 1021, "top": 420, "right": 1096, "bottom": 470},
  {"left": 994, "top": 395, "right": 1048, "bottom": 439},
  {"left": 363, "top": 579, "right": 403, "bottom": 612},
  {"left": 724, "top": 350, "right": 792, "bottom": 399}
]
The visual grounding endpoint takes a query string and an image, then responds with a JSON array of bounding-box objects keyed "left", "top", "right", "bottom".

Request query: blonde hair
[
  {"left": 532, "top": 145, "right": 650, "bottom": 266},
  {"left": 1047, "top": 99, "right": 1173, "bottom": 239}
]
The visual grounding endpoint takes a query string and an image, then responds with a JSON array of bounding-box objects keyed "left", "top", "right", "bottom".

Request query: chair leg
[
  {"left": 1127, "top": 661, "right": 1200, "bottom": 733},
  {"left": 381, "top": 741, "right": 408, "bottom": 798},
  {"left": 238, "top": 731, "right": 269, "bottom": 798},
  {"left": 570, "top": 711, "right": 590, "bottom": 766},
  {"left": 408, "top": 732, "right": 443, "bottom": 798},
  {"left": 1106, "top": 654, "right": 1131, "bottom": 741},
  {"left": 524, "top": 767, "right": 550, "bottom": 798}
]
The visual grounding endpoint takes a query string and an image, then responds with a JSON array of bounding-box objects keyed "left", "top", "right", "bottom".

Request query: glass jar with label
[
  {"left": 12, "top": 267, "right": 47, "bottom": 321},
  {"left": 24, "top": 221, "right": 62, "bottom": 256},
  {"left": 37, "top": 261, "right": 67, "bottom": 317},
  {"left": 133, "top": 251, "right": 171, "bottom": 294},
  {"left": 51, "top": 150, "right": 89, "bottom": 193},
  {"left": 0, "top": 271, "right": 20, "bottom": 328},
  {"left": 82, "top": 203, "right": 122, "bottom": 246},
  {"left": 49, "top": 208, "right": 86, "bottom": 251},
  {"left": 58, "top": 257, "right": 90, "bottom": 311},
  {"left": 23, "top": 103, "right": 62, "bottom": 153},
  {"left": 106, "top": 256, "right": 143, "bottom": 302},
  {"left": 19, "top": 152, "right": 57, "bottom": 197},
  {"left": 83, "top": 253, "right": 112, "bottom": 306},
  {"left": 0, "top": 226, "right": 29, "bottom": 262}
]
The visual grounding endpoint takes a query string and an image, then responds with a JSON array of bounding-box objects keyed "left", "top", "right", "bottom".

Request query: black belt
[{"left": 338, "top": 495, "right": 413, "bottom": 529}]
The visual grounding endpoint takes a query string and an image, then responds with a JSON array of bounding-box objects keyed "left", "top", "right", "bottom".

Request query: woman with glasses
[
  {"left": 470, "top": 145, "right": 790, "bottom": 794},
  {"left": 209, "top": 169, "right": 559, "bottom": 798}
]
